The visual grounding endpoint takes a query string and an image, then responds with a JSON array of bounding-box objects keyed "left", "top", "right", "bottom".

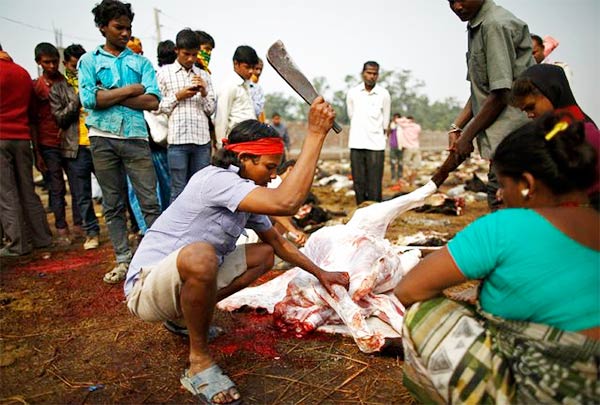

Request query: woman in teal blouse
[{"left": 395, "top": 114, "right": 599, "bottom": 404}]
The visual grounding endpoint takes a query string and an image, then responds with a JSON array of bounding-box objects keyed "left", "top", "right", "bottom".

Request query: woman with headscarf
[{"left": 511, "top": 63, "right": 599, "bottom": 208}]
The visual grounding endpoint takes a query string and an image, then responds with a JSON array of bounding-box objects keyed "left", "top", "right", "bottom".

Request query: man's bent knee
[{"left": 177, "top": 242, "right": 219, "bottom": 282}]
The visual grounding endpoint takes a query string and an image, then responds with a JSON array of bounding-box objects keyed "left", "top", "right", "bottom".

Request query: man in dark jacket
[{"left": 49, "top": 44, "right": 100, "bottom": 250}]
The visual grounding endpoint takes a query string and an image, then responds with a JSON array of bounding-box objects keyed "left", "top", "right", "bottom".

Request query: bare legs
[{"left": 176, "top": 242, "right": 274, "bottom": 403}]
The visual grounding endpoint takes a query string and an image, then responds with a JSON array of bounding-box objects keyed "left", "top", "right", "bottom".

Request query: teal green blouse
[{"left": 448, "top": 209, "right": 599, "bottom": 331}]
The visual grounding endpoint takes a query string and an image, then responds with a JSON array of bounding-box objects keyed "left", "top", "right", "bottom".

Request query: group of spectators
[
  {"left": 0, "top": 0, "right": 293, "bottom": 284},
  {"left": 0, "top": 0, "right": 598, "bottom": 404}
]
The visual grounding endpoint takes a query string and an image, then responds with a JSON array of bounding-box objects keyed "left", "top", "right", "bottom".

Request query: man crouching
[{"left": 124, "top": 97, "right": 349, "bottom": 404}]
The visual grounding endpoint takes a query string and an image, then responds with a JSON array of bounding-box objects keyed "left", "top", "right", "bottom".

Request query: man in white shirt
[
  {"left": 214, "top": 46, "right": 257, "bottom": 143},
  {"left": 156, "top": 29, "right": 216, "bottom": 202},
  {"left": 346, "top": 61, "right": 391, "bottom": 204}
]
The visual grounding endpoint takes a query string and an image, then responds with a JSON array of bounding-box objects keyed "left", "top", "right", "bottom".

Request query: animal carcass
[{"left": 218, "top": 181, "right": 438, "bottom": 353}]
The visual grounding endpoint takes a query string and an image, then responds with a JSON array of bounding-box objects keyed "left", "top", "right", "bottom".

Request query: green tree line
[{"left": 264, "top": 69, "right": 463, "bottom": 131}]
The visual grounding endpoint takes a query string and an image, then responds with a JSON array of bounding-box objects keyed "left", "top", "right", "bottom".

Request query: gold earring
[{"left": 521, "top": 189, "right": 530, "bottom": 198}]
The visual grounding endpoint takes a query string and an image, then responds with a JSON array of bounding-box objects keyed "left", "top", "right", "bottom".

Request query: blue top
[
  {"left": 78, "top": 45, "right": 161, "bottom": 138},
  {"left": 448, "top": 208, "right": 600, "bottom": 331},
  {"left": 125, "top": 165, "right": 273, "bottom": 296}
]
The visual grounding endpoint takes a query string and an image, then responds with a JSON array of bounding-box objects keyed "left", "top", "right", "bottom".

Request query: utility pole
[{"left": 153, "top": 8, "right": 162, "bottom": 42}]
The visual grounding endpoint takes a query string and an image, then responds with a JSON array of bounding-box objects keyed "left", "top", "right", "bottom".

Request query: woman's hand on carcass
[{"left": 317, "top": 270, "right": 350, "bottom": 297}]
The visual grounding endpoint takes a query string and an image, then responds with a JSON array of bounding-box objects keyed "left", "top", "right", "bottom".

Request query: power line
[
  {"left": 0, "top": 15, "right": 157, "bottom": 43},
  {"left": 0, "top": 15, "right": 97, "bottom": 42}
]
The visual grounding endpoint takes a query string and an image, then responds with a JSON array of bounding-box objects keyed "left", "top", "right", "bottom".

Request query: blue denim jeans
[
  {"left": 67, "top": 146, "right": 100, "bottom": 236},
  {"left": 167, "top": 143, "right": 211, "bottom": 203},
  {"left": 90, "top": 136, "right": 160, "bottom": 264},
  {"left": 39, "top": 145, "right": 82, "bottom": 230}
]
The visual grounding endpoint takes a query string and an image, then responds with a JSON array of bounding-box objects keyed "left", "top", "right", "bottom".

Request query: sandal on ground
[
  {"left": 163, "top": 320, "right": 223, "bottom": 341},
  {"left": 180, "top": 364, "right": 241, "bottom": 404},
  {"left": 103, "top": 262, "right": 128, "bottom": 284}
]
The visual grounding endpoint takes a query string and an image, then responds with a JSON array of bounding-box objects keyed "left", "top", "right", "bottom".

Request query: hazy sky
[{"left": 1, "top": 0, "right": 598, "bottom": 120}]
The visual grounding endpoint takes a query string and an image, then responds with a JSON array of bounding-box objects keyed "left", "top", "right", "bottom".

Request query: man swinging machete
[{"left": 124, "top": 40, "right": 349, "bottom": 404}]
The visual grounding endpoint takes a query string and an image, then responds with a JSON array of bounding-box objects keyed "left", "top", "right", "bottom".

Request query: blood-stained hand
[
  {"left": 317, "top": 270, "right": 350, "bottom": 298},
  {"left": 308, "top": 96, "right": 335, "bottom": 136}
]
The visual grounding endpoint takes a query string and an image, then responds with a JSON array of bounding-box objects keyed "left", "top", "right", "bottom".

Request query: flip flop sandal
[
  {"left": 180, "top": 364, "right": 241, "bottom": 404},
  {"left": 163, "top": 320, "right": 223, "bottom": 342}
]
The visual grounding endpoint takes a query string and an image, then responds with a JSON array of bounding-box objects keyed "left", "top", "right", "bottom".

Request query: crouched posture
[
  {"left": 395, "top": 115, "right": 600, "bottom": 403},
  {"left": 124, "top": 98, "right": 349, "bottom": 404}
]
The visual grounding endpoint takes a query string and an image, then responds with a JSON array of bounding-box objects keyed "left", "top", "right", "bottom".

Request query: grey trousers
[{"left": 0, "top": 140, "right": 52, "bottom": 254}]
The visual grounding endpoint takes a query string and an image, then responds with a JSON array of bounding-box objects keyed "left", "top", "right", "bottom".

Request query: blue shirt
[
  {"left": 78, "top": 46, "right": 161, "bottom": 138},
  {"left": 125, "top": 165, "right": 273, "bottom": 296},
  {"left": 448, "top": 209, "right": 600, "bottom": 331}
]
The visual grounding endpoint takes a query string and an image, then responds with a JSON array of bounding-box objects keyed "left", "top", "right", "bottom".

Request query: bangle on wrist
[{"left": 448, "top": 123, "right": 462, "bottom": 133}]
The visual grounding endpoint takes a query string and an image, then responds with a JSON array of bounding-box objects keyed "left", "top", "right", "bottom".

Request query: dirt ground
[{"left": 0, "top": 156, "right": 489, "bottom": 404}]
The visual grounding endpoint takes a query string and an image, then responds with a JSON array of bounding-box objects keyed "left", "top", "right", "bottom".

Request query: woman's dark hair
[
  {"left": 157, "top": 40, "right": 176, "bottom": 66},
  {"left": 510, "top": 76, "right": 542, "bottom": 106},
  {"left": 492, "top": 113, "right": 597, "bottom": 195},
  {"left": 212, "top": 120, "right": 281, "bottom": 169},
  {"left": 63, "top": 44, "right": 86, "bottom": 61},
  {"left": 34, "top": 42, "right": 59, "bottom": 62},
  {"left": 92, "top": 0, "right": 134, "bottom": 29}
]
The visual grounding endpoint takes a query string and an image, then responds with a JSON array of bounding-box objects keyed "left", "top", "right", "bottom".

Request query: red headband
[{"left": 223, "top": 137, "right": 285, "bottom": 155}]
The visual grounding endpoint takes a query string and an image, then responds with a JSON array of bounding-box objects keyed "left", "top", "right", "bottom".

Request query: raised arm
[{"left": 237, "top": 97, "right": 335, "bottom": 216}]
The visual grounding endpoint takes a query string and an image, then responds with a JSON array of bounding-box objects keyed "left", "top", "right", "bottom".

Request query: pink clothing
[
  {"left": 397, "top": 118, "right": 421, "bottom": 149},
  {"left": 543, "top": 36, "right": 559, "bottom": 59}
]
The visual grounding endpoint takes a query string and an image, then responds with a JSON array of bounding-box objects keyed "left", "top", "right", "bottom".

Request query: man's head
[
  {"left": 34, "top": 42, "right": 60, "bottom": 77},
  {"left": 251, "top": 58, "right": 264, "bottom": 83},
  {"left": 448, "top": 0, "right": 484, "bottom": 22},
  {"left": 277, "top": 159, "right": 297, "bottom": 179},
  {"left": 196, "top": 30, "right": 215, "bottom": 52},
  {"left": 157, "top": 40, "right": 176, "bottom": 67},
  {"left": 195, "top": 30, "right": 215, "bottom": 71},
  {"left": 63, "top": 44, "right": 86, "bottom": 74},
  {"left": 362, "top": 61, "right": 379, "bottom": 89},
  {"left": 233, "top": 45, "right": 258, "bottom": 81},
  {"left": 175, "top": 29, "right": 200, "bottom": 69},
  {"left": 92, "top": 0, "right": 134, "bottom": 51},
  {"left": 127, "top": 36, "right": 143, "bottom": 54},
  {"left": 271, "top": 113, "right": 282, "bottom": 126},
  {"left": 531, "top": 34, "right": 545, "bottom": 64},
  {"left": 213, "top": 119, "right": 283, "bottom": 186}
]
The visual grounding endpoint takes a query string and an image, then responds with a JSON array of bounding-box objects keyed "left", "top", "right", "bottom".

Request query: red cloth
[
  {"left": 32, "top": 76, "right": 61, "bottom": 147},
  {"left": 223, "top": 137, "right": 285, "bottom": 155},
  {"left": 0, "top": 60, "right": 33, "bottom": 140}
]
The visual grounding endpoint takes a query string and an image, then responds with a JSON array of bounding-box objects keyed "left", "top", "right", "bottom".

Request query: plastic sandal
[{"left": 180, "top": 364, "right": 241, "bottom": 404}]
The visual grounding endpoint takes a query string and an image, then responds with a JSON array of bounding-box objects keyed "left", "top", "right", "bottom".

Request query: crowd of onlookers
[{"left": 0, "top": 0, "right": 293, "bottom": 286}]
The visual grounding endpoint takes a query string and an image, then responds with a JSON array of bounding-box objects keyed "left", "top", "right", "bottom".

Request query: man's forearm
[
  {"left": 95, "top": 87, "right": 135, "bottom": 109},
  {"left": 119, "top": 94, "right": 159, "bottom": 111},
  {"left": 461, "top": 91, "right": 508, "bottom": 142},
  {"left": 454, "top": 98, "right": 473, "bottom": 129}
]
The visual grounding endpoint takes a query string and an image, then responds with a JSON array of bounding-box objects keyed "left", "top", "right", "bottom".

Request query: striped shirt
[{"left": 156, "top": 61, "right": 216, "bottom": 145}]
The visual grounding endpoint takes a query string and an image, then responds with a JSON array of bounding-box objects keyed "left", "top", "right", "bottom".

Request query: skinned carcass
[{"left": 218, "top": 181, "right": 437, "bottom": 352}]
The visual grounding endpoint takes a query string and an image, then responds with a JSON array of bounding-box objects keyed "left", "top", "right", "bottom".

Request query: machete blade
[{"left": 267, "top": 40, "right": 342, "bottom": 133}]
